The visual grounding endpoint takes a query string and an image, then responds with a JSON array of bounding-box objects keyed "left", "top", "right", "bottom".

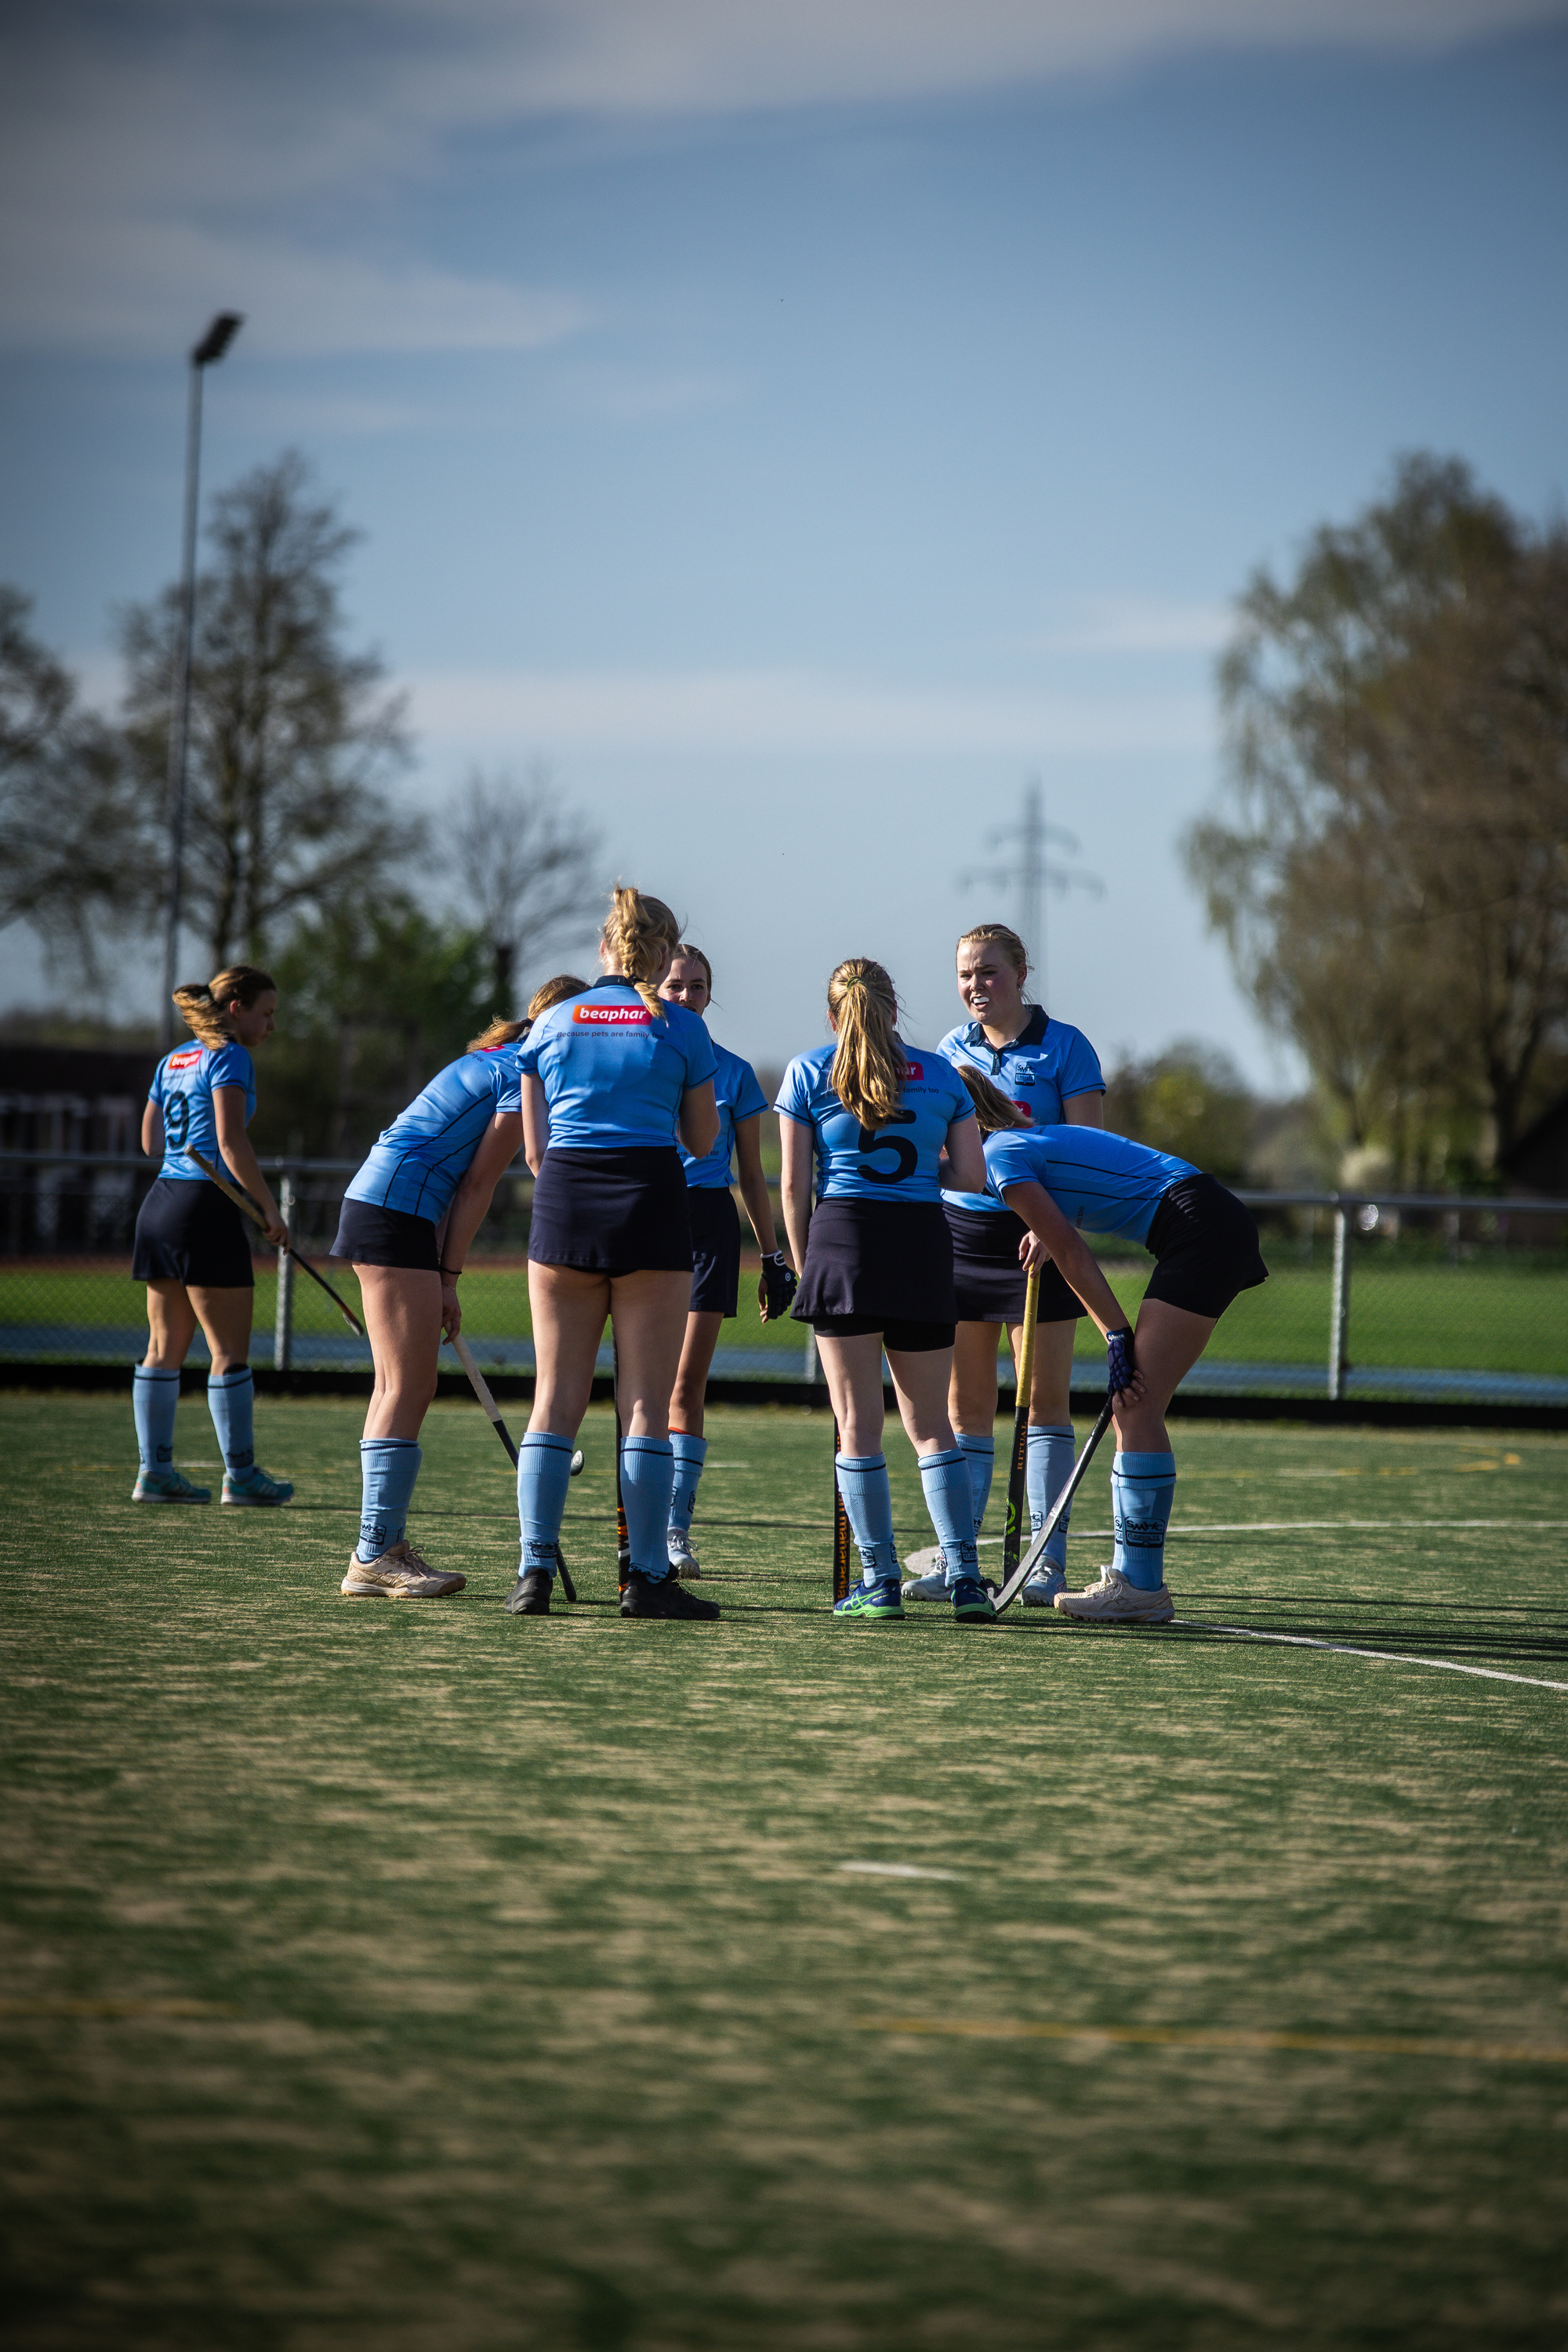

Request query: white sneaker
[
  {"left": 902, "top": 1555, "right": 949, "bottom": 1602},
  {"left": 1054, "top": 1566, "right": 1174, "bottom": 1624},
  {"left": 340, "top": 1540, "right": 466, "bottom": 1599},
  {"left": 666, "top": 1527, "right": 702, "bottom": 1578},
  {"left": 1022, "top": 1563, "right": 1066, "bottom": 1607}
]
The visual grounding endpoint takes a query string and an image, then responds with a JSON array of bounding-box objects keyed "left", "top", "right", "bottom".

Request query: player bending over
[
  {"left": 329, "top": 974, "right": 588, "bottom": 1600},
  {"left": 965, "top": 1073, "right": 1267, "bottom": 1622}
]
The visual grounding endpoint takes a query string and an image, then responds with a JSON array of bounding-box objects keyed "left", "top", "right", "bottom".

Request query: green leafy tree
[
  {"left": 257, "top": 898, "right": 499, "bottom": 1159},
  {"left": 1185, "top": 454, "right": 1568, "bottom": 1185},
  {"left": 121, "top": 452, "right": 419, "bottom": 972},
  {"left": 1103, "top": 1040, "right": 1254, "bottom": 1182}
]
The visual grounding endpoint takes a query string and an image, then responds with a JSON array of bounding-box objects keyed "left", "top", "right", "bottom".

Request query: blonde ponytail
[
  {"left": 172, "top": 964, "right": 275, "bottom": 1051},
  {"left": 602, "top": 884, "right": 681, "bottom": 1019},
  {"left": 826, "top": 958, "right": 903, "bottom": 1130},
  {"left": 956, "top": 1066, "right": 1030, "bottom": 1137}
]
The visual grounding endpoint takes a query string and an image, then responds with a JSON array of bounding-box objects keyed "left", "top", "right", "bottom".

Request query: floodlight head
[{"left": 191, "top": 312, "right": 243, "bottom": 367}]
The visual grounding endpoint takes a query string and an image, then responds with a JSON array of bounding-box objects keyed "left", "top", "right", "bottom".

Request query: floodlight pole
[{"left": 158, "top": 311, "right": 243, "bottom": 1051}]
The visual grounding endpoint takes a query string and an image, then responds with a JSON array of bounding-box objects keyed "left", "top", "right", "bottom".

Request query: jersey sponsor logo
[
  {"left": 572, "top": 1004, "right": 652, "bottom": 1027},
  {"left": 166, "top": 1049, "right": 202, "bottom": 1072},
  {"left": 1011, "top": 1099, "right": 1033, "bottom": 1120},
  {"left": 902, "top": 1060, "right": 923, "bottom": 1080}
]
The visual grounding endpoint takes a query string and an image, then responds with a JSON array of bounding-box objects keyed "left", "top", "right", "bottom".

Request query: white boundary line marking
[
  {"left": 838, "top": 1861, "right": 960, "bottom": 1882},
  {"left": 1172, "top": 1619, "right": 1568, "bottom": 1693}
]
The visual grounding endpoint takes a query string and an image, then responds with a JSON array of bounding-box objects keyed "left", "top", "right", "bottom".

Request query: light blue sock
[
  {"left": 206, "top": 1366, "right": 255, "bottom": 1473},
  {"left": 357, "top": 1438, "right": 421, "bottom": 1562},
  {"left": 1112, "top": 1450, "right": 1177, "bottom": 1591},
  {"left": 957, "top": 1434, "right": 996, "bottom": 1534},
  {"left": 834, "top": 1454, "right": 898, "bottom": 1584},
  {"left": 1027, "top": 1424, "right": 1076, "bottom": 1570},
  {"left": 920, "top": 1447, "right": 980, "bottom": 1587},
  {"left": 621, "top": 1436, "right": 675, "bottom": 1577},
  {"left": 669, "top": 1433, "right": 709, "bottom": 1534},
  {"left": 133, "top": 1366, "right": 180, "bottom": 1475},
  {"left": 517, "top": 1431, "right": 575, "bottom": 1577}
]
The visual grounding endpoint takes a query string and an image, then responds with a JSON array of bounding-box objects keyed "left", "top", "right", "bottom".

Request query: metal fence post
[
  {"left": 274, "top": 1172, "right": 295, "bottom": 1374},
  {"left": 1327, "top": 1200, "right": 1351, "bottom": 1401}
]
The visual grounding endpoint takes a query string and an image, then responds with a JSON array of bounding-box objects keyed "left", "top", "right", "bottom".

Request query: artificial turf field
[{"left": 2, "top": 1393, "right": 1566, "bottom": 2351}]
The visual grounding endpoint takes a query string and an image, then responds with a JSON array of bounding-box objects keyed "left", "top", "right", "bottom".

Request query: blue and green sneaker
[
  {"left": 833, "top": 1576, "right": 905, "bottom": 1621},
  {"left": 131, "top": 1468, "right": 212, "bottom": 1504},
  {"left": 221, "top": 1465, "right": 295, "bottom": 1507},
  {"left": 950, "top": 1576, "right": 996, "bottom": 1623}
]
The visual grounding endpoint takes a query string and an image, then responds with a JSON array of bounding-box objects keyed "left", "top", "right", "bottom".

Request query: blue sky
[{"left": 2, "top": 1, "right": 1566, "bottom": 1084}]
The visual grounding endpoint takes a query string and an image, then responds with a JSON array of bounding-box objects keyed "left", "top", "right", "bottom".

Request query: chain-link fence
[{"left": 2, "top": 1150, "right": 1565, "bottom": 1405}]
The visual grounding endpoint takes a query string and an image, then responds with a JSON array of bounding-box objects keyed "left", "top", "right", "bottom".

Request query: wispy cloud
[
  {"left": 405, "top": 664, "right": 1215, "bottom": 758},
  {"left": 1022, "top": 597, "right": 1234, "bottom": 656}
]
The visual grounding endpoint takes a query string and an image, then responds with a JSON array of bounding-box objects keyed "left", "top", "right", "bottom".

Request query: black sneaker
[
  {"left": 503, "top": 1566, "right": 554, "bottom": 1615},
  {"left": 620, "top": 1569, "right": 720, "bottom": 1621}
]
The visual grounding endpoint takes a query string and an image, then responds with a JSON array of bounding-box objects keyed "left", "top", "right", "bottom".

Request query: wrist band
[{"left": 439, "top": 1264, "right": 463, "bottom": 1279}]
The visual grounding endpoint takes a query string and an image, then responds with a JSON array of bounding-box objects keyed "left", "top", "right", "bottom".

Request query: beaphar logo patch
[
  {"left": 902, "top": 1060, "right": 924, "bottom": 1080},
  {"left": 166, "top": 1049, "right": 202, "bottom": 1071},
  {"left": 573, "top": 1004, "right": 651, "bottom": 1027}
]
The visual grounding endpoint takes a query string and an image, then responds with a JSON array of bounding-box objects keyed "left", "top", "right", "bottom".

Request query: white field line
[
  {"left": 838, "top": 1861, "right": 959, "bottom": 1882},
  {"left": 1171, "top": 1619, "right": 1568, "bottom": 1695}
]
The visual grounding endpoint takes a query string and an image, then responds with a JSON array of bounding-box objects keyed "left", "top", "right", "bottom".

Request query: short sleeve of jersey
[
  {"left": 676, "top": 1011, "right": 719, "bottom": 1091},
  {"left": 774, "top": 1054, "right": 817, "bottom": 1124},
  {"left": 729, "top": 1056, "right": 768, "bottom": 1125},
  {"left": 1054, "top": 1022, "right": 1105, "bottom": 1100},
  {"left": 983, "top": 1129, "right": 1037, "bottom": 1196},
  {"left": 492, "top": 1051, "right": 523, "bottom": 1116},
  {"left": 206, "top": 1041, "right": 253, "bottom": 1094}
]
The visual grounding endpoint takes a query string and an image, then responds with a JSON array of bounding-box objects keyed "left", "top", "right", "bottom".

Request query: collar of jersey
[
  {"left": 964, "top": 1004, "right": 1049, "bottom": 1052},
  {"left": 591, "top": 974, "right": 637, "bottom": 992}
]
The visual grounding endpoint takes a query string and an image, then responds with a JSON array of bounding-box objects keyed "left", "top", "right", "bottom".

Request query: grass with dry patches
[{"left": 2, "top": 1392, "right": 1566, "bottom": 2350}]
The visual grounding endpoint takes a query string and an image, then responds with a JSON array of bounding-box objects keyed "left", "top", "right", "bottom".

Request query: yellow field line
[
  {"left": 875, "top": 2019, "right": 1568, "bottom": 2063},
  {"left": 0, "top": 1998, "right": 240, "bottom": 2020}
]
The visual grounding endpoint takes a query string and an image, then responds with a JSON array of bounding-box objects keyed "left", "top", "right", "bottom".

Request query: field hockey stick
[
  {"left": 1000, "top": 1262, "right": 1041, "bottom": 1586},
  {"left": 190, "top": 1149, "right": 365, "bottom": 1337},
  {"left": 990, "top": 1395, "right": 1115, "bottom": 1616},
  {"left": 832, "top": 1414, "right": 854, "bottom": 1603}
]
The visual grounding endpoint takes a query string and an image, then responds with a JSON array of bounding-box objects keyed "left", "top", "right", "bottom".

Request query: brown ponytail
[
  {"left": 171, "top": 964, "right": 276, "bottom": 1051},
  {"left": 956, "top": 1066, "right": 1030, "bottom": 1137},
  {"left": 826, "top": 958, "right": 903, "bottom": 1130},
  {"left": 602, "top": 884, "right": 681, "bottom": 1020},
  {"left": 466, "top": 974, "right": 590, "bottom": 1052}
]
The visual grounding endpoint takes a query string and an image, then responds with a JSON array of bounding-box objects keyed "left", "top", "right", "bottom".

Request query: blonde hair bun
[{"left": 603, "top": 884, "right": 681, "bottom": 1020}]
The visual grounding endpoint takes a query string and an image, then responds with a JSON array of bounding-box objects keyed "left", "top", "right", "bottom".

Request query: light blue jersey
[
  {"left": 681, "top": 1038, "right": 768, "bottom": 1189},
  {"left": 938, "top": 1007, "right": 1103, "bottom": 1215},
  {"left": 984, "top": 1124, "right": 1196, "bottom": 1247},
  {"left": 775, "top": 1042, "right": 974, "bottom": 1205},
  {"left": 147, "top": 1040, "right": 256, "bottom": 1185},
  {"left": 518, "top": 977, "right": 717, "bottom": 1151},
  {"left": 345, "top": 1045, "right": 524, "bottom": 1221}
]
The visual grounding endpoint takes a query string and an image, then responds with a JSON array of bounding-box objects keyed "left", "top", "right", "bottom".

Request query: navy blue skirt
[
  {"left": 331, "top": 1199, "right": 440, "bottom": 1272},
  {"left": 793, "top": 1197, "right": 956, "bottom": 1330},
  {"left": 1145, "top": 1175, "right": 1268, "bottom": 1319},
  {"left": 688, "top": 1185, "right": 742, "bottom": 1316},
  {"left": 132, "top": 1175, "right": 253, "bottom": 1288},
  {"left": 945, "top": 1203, "right": 1087, "bottom": 1325},
  {"left": 529, "top": 1145, "right": 692, "bottom": 1277}
]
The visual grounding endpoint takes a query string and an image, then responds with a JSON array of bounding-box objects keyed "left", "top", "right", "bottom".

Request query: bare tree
[
  {"left": 121, "top": 452, "right": 420, "bottom": 971},
  {"left": 449, "top": 765, "right": 601, "bottom": 1013},
  {"left": 0, "top": 587, "right": 155, "bottom": 979}
]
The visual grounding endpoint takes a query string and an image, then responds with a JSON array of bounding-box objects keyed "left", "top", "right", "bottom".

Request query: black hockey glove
[
  {"left": 1105, "top": 1327, "right": 1136, "bottom": 1397},
  {"left": 760, "top": 1251, "right": 799, "bottom": 1320}
]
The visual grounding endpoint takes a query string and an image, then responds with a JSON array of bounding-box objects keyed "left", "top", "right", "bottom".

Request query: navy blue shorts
[
  {"left": 528, "top": 1146, "right": 692, "bottom": 1278},
  {"left": 688, "top": 1185, "right": 742, "bottom": 1316},
  {"left": 132, "top": 1176, "right": 253, "bottom": 1288},
  {"left": 1145, "top": 1175, "right": 1268, "bottom": 1319},
  {"left": 793, "top": 1197, "right": 956, "bottom": 1334},
  {"left": 331, "top": 1199, "right": 440, "bottom": 1272},
  {"left": 945, "top": 1203, "right": 1087, "bottom": 1326}
]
